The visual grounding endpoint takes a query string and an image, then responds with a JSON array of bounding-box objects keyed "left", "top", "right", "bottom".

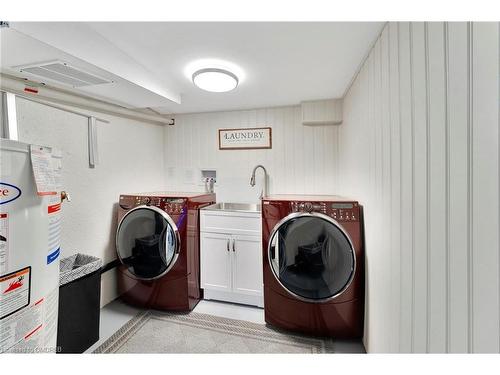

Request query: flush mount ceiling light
[{"left": 192, "top": 68, "right": 239, "bottom": 93}]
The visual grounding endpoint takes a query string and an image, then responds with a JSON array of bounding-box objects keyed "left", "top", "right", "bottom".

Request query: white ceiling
[
  {"left": 0, "top": 27, "right": 179, "bottom": 109},
  {"left": 1, "top": 22, "right": 384, "bottom": 114}
]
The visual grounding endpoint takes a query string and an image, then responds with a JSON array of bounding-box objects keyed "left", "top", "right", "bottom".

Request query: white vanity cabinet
[{"left": 200, "top": 206, "right": 263, "bottom": 307}]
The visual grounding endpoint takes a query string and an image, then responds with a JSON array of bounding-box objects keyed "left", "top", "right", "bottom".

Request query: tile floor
[{"left": 85, "top": 298, "right": 365, "bottom": 353}]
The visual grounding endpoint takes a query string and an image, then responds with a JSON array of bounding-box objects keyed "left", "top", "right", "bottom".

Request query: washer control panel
[
  {"left": 291, "top": 201, "right": 327, "bottom": 214},
  {"left": 290, "top": 201, "right": 359, "bottom": 222},
  {"left": 119, "top": 195, "right": 186, "bottom": 215}
]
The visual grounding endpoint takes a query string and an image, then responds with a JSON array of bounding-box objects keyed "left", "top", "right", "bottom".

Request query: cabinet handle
[
  {"left": 232, "top": 238, "right": 236, "bottom": 252},
  {"left": 227, "top": 238, "right": 230, "bottom": 252}
]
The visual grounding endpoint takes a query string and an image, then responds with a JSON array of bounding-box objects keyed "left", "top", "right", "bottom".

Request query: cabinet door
[
  {"left": 231, "top": 234, "right": 263, "bottom": 297},
  {"left": 200, "top": 232, "right": 231, "bottom": 292}
]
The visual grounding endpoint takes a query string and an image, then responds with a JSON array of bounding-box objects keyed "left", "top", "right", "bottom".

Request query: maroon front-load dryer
[
  {"left": 262, "top": 195, "right": 364, "bottom": 338},
  {"left": 115, "top": 192, "right": 215, "bottom": 311}
]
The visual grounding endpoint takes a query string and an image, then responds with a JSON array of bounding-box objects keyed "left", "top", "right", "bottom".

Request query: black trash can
[{"left": 57, "top": 254, "right": 102, "bottom": 353}]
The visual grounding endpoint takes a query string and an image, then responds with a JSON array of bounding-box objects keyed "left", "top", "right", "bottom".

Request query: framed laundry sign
[{"left": 218, "top": 127, "right": 272, "bottom": 150}]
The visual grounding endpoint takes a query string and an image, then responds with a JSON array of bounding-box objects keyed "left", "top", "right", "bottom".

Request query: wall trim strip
[{"left": 444, "top": 21, "right": 451, "bottom": 354}]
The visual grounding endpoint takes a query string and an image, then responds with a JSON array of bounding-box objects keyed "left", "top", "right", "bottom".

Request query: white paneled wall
[
  {"left": 16, "top": 98, "right": 166, "bottom": 307},
  {"left": 339, "top": 22, "right": 500, "bottom": 353},
  {"left": 163, "top": 106, "right": 339, "bottom": 202}
]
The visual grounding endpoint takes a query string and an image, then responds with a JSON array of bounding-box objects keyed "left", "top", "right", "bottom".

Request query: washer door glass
[
  {"left": 268, "top": 213, "right": 355, "bottom": 301},
  {"left": 116, "top": 206, "right": 178, "bottom": 280}
]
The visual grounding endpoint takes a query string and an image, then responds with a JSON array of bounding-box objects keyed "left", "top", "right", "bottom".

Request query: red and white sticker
[
  {"left": 0, "top": 267, "right": 31, "bottom": 320},
  {"left": 0, "top": 290, "right": 42, "bottom": 353}
]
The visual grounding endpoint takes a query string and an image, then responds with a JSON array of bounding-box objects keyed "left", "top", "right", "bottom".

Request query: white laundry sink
[{"left": 203, "top": 202, "right": 261, "bottom": 213}]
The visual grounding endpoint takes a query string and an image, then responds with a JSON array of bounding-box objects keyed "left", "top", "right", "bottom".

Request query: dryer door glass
[
  {"left": 116, "top": 206, "right": 179, "bottom": 280},
  {"left": 269, "top": 213, "right": 355, "bottom": 301}
]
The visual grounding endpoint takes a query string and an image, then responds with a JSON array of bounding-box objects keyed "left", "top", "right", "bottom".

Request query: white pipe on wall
[
  {"left": 88, "top": 116, "right": 99, "bottom": 168},
  {"left": 0, "top": 74, "right": 174, "bottom": 126}
]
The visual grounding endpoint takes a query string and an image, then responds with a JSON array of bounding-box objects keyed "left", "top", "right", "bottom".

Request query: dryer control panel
[
  {"left": 290, "top": 201, "right": 360, "bottom": 222},
  {"left": 329, "top": 202, "right": 359, "bottom": 222}
]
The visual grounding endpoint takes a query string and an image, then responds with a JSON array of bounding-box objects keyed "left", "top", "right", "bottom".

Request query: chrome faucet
[{"left": 250, "top": 165, "right": 268, "bottom": 199}]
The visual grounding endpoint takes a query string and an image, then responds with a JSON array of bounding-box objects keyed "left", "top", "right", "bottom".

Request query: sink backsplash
[{"left": 165, "top": 171, "right": 265, "bottom": 204}]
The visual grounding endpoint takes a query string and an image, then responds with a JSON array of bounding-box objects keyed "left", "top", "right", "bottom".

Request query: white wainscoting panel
[{"left": 339, "top": 21, "right": 500, "bottom": 353}]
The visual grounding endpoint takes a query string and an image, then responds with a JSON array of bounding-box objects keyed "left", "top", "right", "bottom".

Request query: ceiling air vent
[{"left": 14, "top": 61, "right": 112, "bottom": 87}]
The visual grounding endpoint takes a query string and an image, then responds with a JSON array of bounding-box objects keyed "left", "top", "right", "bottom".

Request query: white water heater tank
[{"left": 0, "top": 138, "right": 62, "bottom": 353}]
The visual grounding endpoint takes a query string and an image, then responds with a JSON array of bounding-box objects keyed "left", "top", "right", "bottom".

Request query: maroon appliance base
[
  {"left": 118, "top": 267, "right": 200, "bottom": 311},
  {"left": 264, "top": 287, "right": 364, "bottom": 338}
]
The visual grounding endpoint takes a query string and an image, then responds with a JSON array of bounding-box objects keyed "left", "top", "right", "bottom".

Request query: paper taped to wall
[{"left": 29, "top": 145, "right": 63, "bottom": 196}]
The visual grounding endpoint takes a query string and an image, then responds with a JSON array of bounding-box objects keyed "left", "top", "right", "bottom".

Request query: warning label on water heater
[{"left": 0, "top": 267, "right": 31, "bottom": 320}]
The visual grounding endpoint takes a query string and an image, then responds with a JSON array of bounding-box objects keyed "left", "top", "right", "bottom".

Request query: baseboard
[{"left": 203, "top": 289, "right": 264, "bottom": 308}]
